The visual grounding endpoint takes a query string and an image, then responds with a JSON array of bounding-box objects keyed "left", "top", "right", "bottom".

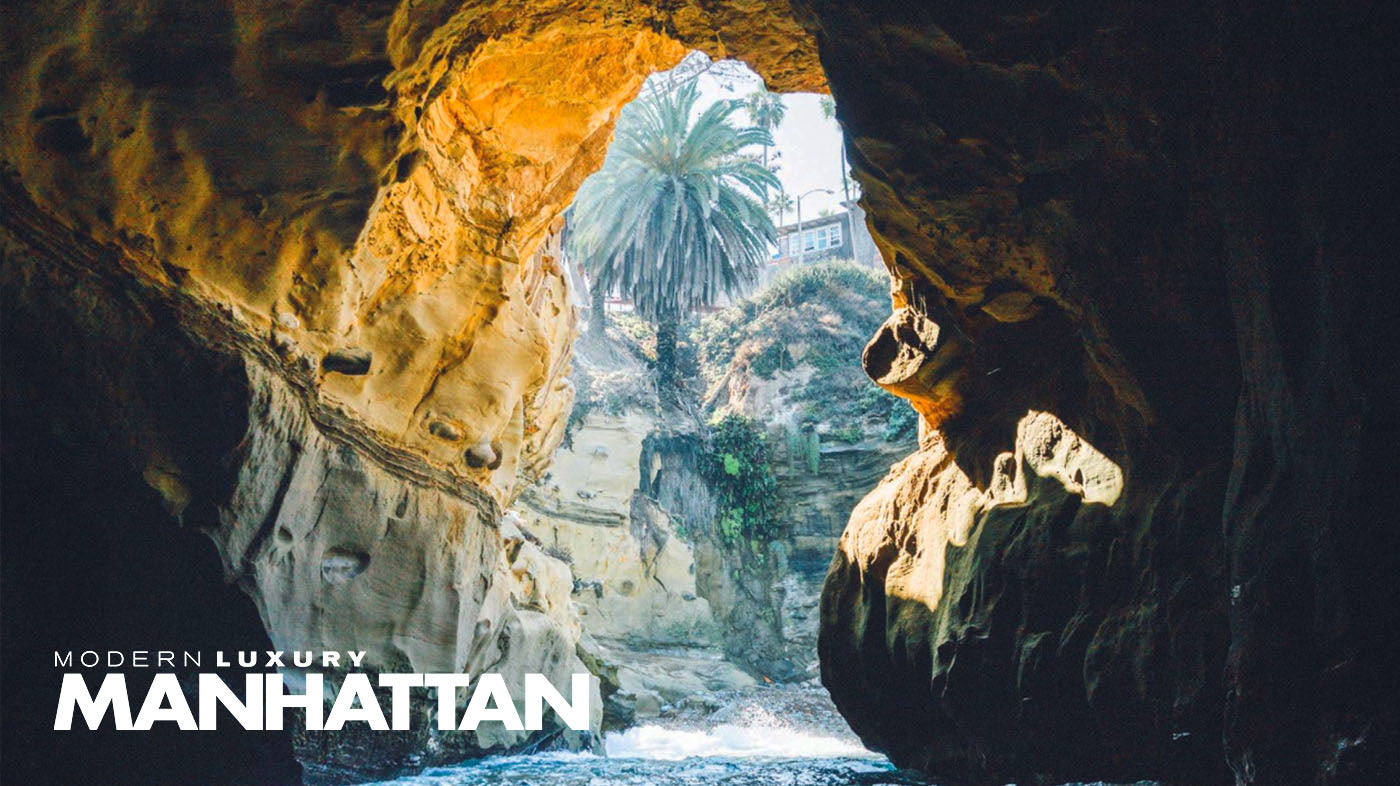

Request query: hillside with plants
[
  {"left": 675, "top": 261, "right": 919, "bottom": 677},
  {"left": 698, "top": 261, "right": 918, "bottom": 445},
  {"left": 532, "top": 260, "right": 919, "bottom": 689}
]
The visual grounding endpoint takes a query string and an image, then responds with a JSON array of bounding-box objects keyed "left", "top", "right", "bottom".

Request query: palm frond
[{"left": 569, "top": 80, "right": 779, "bottom": 322}]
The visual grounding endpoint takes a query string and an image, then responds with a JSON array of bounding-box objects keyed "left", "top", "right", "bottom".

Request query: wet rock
[{"left": 630, "top": 689, "right": 663, "bottom": 719}]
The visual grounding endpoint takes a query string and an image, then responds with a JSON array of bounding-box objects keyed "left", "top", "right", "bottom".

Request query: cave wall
[
  {"left": 1, "top": 192, "right": 598, "bottom": 784},
  {"left": 1, "top": 243, "right": 303, "bottom": 786},
  {"left": 811, "top": 0, "right": 1399, "bottom": 784},
  {"left": 1, "top": 1, "right": 819, "bottom": 779}
]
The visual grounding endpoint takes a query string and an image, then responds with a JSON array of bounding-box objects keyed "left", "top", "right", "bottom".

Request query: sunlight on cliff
[{"left": 840, "top": 410, "right": 1122, "bottom": 614}]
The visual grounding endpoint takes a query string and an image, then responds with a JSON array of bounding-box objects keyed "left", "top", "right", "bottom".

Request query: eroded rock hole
[{"left": 320, "top": 547, "right": 370, "bottom": 585}]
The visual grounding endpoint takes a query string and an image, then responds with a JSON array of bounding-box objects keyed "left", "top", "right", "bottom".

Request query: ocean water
[
  {"left": 361, "top": 687, "right": 1158, "bottom": 786},
  {"left": 363, "top": 720, "right": 918, "bottom": 785}
]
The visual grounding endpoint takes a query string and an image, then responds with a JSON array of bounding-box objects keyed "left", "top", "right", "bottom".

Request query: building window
[{"left": 799, "top": 223, "right": 842, "bottom": 254}]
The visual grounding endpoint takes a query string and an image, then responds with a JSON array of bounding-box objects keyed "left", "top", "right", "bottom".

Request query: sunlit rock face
[
  {"left": 515, "top": 411, "right": 722, "bottom": 650},
  {"left": 814, "top": 2, "right": 1398, "bottom": 785},
  {"left": 0, "top": 229, "right": 599, "bottom": 784},
  {"left": 1, "top": 2, "right": 818, "bottom": 781},
  {"left": 0, "top": 0, "right": 819, "bottom": 505}
]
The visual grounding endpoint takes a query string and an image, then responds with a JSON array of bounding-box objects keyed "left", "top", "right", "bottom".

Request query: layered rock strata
[{"left": 1, "top": 191, "right": 596, "bottom": 784}]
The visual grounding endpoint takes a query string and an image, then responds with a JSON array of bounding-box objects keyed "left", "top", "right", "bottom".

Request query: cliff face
[
  {"left": 698, "top": 263, "right": 918, "bottom": 676},
  {"left": 2, "top": 1, "right": 1396, "bottom": 785},
  {"left": 512, "top": 404, "right": 755, "bottom": 728},
  {"left": 814, "top": 2, "right": 1399, "bottom": 785},
  {"left": 509, "top": 265, "right": 914, "bottom": 690}
]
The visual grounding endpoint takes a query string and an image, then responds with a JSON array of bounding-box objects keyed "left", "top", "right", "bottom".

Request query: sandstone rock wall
[
  {"left": 812, "top": 1, "right": 1399, "bottom": 784},
  {"left": 515, "top": 410, "right": 721, "bottom": 649},
  {"left": 1, "top": 3, "right": 817, "bottom": 779},
  {"left": 513, "top": 408, "right": 758, "bottom": 728},
  {"left": 1, "top": 194, "right": 596, "bottom": 783},
  {"left": 0, "top": 0, "right": 819, "bottom": 506}
]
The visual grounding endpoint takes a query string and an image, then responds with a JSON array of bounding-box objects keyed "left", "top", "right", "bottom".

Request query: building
[{"left": 766, "top": 201, "right": 883, "bottom": 284}]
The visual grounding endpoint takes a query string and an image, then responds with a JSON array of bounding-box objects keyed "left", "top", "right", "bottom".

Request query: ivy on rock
[{"left": 699, "top": 414, "right": 785, "bottom": 556}]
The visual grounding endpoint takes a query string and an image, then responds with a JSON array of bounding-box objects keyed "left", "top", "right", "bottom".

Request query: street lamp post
[{"left": 794, "top": 188, "right": 834, "bottom": 266}]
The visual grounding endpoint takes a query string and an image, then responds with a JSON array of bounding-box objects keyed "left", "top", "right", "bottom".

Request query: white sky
[{"left": 664, "top": 58, "right": 854, "bottom": 220}]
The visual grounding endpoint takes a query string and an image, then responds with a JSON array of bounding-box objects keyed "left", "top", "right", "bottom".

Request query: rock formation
[
  {"left": 2, "top": 3, "right": 818, "bottom": 782},
  {"left": 814, "top": 2, "right": 1399, "bottom": 785},
  {"left": 512, "top": 272, "right": 914, "bottom": 710},
  {"left": 1, "top": 210, "right": 597, "bottom": 784},
  {"left": 697, "top": 262, "right": 918, "bottom": 677},
  {"left": 2, "top": 1, "right": 1396, "bottom": 785}
]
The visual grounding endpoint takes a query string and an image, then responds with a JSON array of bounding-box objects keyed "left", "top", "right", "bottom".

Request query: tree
[
  {"left": 641, "top": 51, "right": 755, "bottom": 99},
  {"left": 588, "top": 273, "right": 608, "bottom": 340},
  {"left": 768, "top": 190, "right": 794, "bottom": 227},
  {"left": 569, "top": 82, "right": 779, "bottom": 388},
  {"left": 744, "top": 89, "right": 787, "bottom": 206}
]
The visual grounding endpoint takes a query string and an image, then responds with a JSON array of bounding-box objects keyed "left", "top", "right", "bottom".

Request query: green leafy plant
[
  {"left": 722, "top": 453, "right": 742, "bottom": 476},
  {"left": 749, "top": 342, "right": 794, "bottom": 379},
  {"left": 883, "top": 401, "right": 919, "bottom": 441},
  {"left": 830, "top": 424, "right": 864, "bottom": 444},
  {"left": 700, "top": 414, "right": 785, "bottom": 554}
]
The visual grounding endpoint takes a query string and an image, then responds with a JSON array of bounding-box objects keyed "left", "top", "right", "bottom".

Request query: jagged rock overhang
[{"left": 0, "top": 1, "right": 825, "bottom": 509}]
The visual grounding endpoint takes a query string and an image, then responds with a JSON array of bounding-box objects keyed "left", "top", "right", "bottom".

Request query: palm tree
[
  {"left": 570, "top": 82, "right": 779, "bottom": 387},
  {"left": 744, "top": 89, "right": 787, "bottom": 206},
  {"left": 768, "top": 191, "right": 794, "bottom": 226}
]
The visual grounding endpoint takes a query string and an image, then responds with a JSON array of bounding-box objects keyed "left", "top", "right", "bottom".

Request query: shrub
[
  {"left": 830, "top": 424, "right": 864, "bottom": 444},
  {"left": 883, "top": 401, "right": 920, "bottom": 441},
  {"left": 699, "top": 414, "right": 785, "bottom": 554}
]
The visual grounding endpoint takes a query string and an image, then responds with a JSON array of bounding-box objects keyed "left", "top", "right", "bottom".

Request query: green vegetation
[
  {"left": 569, "top": 82, "right": 779, "bottom": 388},
  {"left": 743, "top": 89, "right": 786, "bottom": 207},
  {"left": 829, "top": 423, "right": 864, "bottom": 444},
  {"left": 694, "top": 260, "right": 915, "bottom": 441},
  {"left": 700, "top": 414, "right": 785, "bottom": 556},
  {"left": 609, "top": 312, "right": 657, "bottom": 361}
]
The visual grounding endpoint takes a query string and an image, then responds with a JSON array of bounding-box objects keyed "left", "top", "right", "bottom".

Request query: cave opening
[
  {"left": 500, "top": 40, "right": 1160, "bottom": 786},
  {"left": 7, "top": 3, "right": 1389, "bottom": 785},
  {"left": 497, "top": 51, "right": 919, "bottom": 772}
]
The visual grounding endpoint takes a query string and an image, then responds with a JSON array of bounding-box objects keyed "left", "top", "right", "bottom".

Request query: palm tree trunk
[
  {"left": 655, "top": 317, "right": 678, "bottom": 388},
  {"left": 589, "top": 279, "right": 607, "bottom": 340},
  {"left": 761, "top": 144, "right": 770, "bottom": 207}
]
